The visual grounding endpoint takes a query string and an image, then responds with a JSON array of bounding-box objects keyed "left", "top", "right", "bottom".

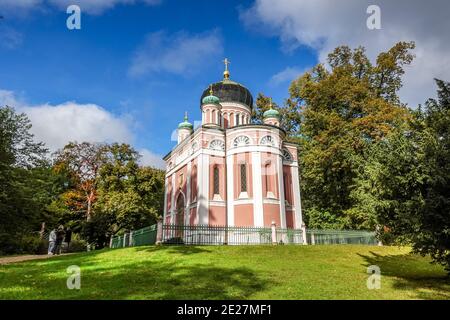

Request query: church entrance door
[{"left": 175, "top": 193, "right": 185, "bottom": 239}]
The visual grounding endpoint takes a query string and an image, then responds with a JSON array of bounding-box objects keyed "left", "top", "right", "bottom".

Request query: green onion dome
[
  {"left": 201, "top": 85, "right": 221, "bottom": 105},
  {"left": 263, "top": 108, "right": 280, "bottom": 119},
  {"left": 178, "top": 113, "right": 193, "bottom": 130},
  {"left": 202, "top": 94, "right": 220, "bottom": 105}
]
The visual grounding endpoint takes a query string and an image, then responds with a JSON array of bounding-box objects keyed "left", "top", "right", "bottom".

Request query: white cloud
[
  {"left": 139, "top": 148, "right": 165, "bottom": 169},
  {"left": 242, "top": 0, "right": 450, "bottom": 107},
  {"left": 0, "top": 27, "right": 23, "bottom": 49},
  {"left": 129, "top": 30, "right": 223, "bottom": 78},
  {"left": 269, "top": 66, "right": 307, "bottom": 86},
  {"left": 0, "top": 0, "right": 42, "bottom": 10},
  {"left": 0, "top": 0, "right": 161, "bottom": 15},
  {"left": 47, "top": 0, "right": 161, "bottom": 15},
  {"left": 0, "top": 90, "right": 165, "bottom": 169}
]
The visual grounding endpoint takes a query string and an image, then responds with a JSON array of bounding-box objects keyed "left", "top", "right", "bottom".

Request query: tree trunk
[
  {"left": 39, "top": 222, "right": 46, "bottom": 239},
  {"left": 86, "top": 191, "right": 93, "bottom": 221}
]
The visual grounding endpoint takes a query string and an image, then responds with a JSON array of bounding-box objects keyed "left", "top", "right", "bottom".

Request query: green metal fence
[
  {"left": 161, "top": 224, "right": 303, "bottom": 245},
  {"left": 276, "top": 228, "right": 304, "bottom": 245},
  {"left": 110, "top": 224, "right": 378, "bottom": 248},
  {"left": 110, "top": 224, "right": 157, "bottom": 248},
  {"left": 132, "top": 225, "right": 157, "bottom": 246},
  {"left": 306, "top": 229, "right": 377, "bottom": 245}
]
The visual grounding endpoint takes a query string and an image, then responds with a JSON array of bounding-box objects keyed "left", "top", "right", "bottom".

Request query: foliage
[
  {"left": 81, "top": 212, "right": 114, "bottom": 249},
  {"left": 67, "top": 234, "right": 87, "bottom": 253},
  {"left": 53, "top": 142, "right": 109, "bottom": 221},
  {"left": 353, "top": 79, "right": 450, "bottom": 271},
  {"left": 0, "top": 107, "right": 165, "bottom": 253},
  {"left": 305, "top": 208, "right": 345, "bottom": 230},
  {"left": 0, "top": 105, "right": 47, "bottom": 168},
  {"left": 0, "top": 106, "right": 55, "bottom": 254},
  {"left": 252, "top": 43, "right": 415, "bottom": 230},
  {"left": 252, "top": 93, "right": 302, "bottom": 138},
  {"left": 52, "top": 142, "right": 165, "bottom": 248},
  {"left": 95, "top": 144, "right": 165, "bottom": 236}
]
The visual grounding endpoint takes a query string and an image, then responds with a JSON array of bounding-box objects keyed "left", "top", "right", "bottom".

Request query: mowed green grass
[{"left": 0, "top": 245, "right": 448, "bottom": 300}]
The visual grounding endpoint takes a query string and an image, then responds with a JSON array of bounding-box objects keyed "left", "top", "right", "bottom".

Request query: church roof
[
  {"left": 200, "top": 79, "right": 253, "bottom": 109},
  {"left": 201, "top": 85, "right": 221, "bottom": 105},
  {"left": 178, "top": 113, "right": 193, "bottom": 130},
  {"left": 200, "top": 58, "right": 253, "bottom": 109},
  {"left": 263, "top": 108, "right": 280, "bottom": 119}
]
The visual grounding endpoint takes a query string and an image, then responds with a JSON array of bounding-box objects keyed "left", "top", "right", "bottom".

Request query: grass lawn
[{"left": 0, "top": 245, "right": 448, "bottom": 300}]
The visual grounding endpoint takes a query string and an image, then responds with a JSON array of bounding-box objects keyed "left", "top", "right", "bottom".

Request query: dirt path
[{"left": 0, "top": 254, "right": 64, "bottom": 265}]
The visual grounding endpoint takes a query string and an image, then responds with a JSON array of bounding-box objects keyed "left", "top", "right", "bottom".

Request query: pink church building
[{"left": 163, "top": 61, "right": 303, "bottom": 230}]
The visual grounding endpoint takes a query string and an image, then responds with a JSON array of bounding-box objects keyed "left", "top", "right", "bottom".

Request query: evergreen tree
[
  {"left": 353, "top": 79, "right": 450, "bottom": 271},
  {"left": 0, "top": 106, "right": 51, "bottom": 253}
]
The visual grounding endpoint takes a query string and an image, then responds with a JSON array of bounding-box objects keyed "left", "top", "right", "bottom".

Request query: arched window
[
  {"left": 176, "top": 193, "right": 185, "bottom": 227},
  {"left": 282, "top": 149, "right": 293, "bottom": 162},
  {"left": 261, "top": 135, "right": 275, "bottom": 146},
  {"left": 240, "top": 164, "right": 247, "bottom": 192},
  {"left": 235, "top": 114, "right": 240, "bottom": 125},
  {"left": 283, "top": 172, "right": 290, "bottom": 205},
  {"left": 209, "top": 139, "right": 225, "bottom": 151},
  {"left": 233, "top": 135, "right": 250, "bottom": 147},
  {"left": 265, "top": 163, "right": 271, "bottom": 196},
  {"left": 191, "top": 165, "right": 197, "bottom": 201},
  {"left": 213, "top": 166, "right": 220, "bottom": 195}
]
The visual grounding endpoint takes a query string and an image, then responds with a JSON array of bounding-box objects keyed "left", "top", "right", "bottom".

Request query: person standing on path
[
  {"left": 54, "top": 225, "right": 65, "bottom": 255},
  {"left": 64, "top": 227, "right": 72, "bottom": 252},
  {"left": 48, "top": 228, "right": 57, "bottom": 255}
]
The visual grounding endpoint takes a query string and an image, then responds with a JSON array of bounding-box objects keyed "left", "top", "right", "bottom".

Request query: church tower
[
  {"left": 177, "top": 113, "right": 193, "bottom": 144},
  {"left": 201, "top": 86, "right": 222, "bottom": 128}
]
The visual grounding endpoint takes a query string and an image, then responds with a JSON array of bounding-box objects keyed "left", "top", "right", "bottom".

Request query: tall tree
[
  {"left": 0, "top": 106, "right": 50, "bottom": 253},
  {"left": 95, "top": 144, "right": 165, "bottom": 234},
  {"left": 54, "top": 142, "right": 108, "bottom": 221},
  {"left": 354, "top": 79, "right": 450, "bottom": 271},
  {"left": 288, "top": 42, "right": 414, "bottom": 228}
]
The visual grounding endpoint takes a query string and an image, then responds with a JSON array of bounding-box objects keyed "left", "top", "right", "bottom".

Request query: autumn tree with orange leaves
[{"left": 54, "top": 142, "right": 108, "bottom": 221}]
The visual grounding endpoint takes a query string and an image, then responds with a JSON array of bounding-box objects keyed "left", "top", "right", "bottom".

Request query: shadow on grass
[
  {"left": 0, "top": 246, "right": 268, "bottom": 300},
  {"left": 358, "top": 251, "right": 450, "bottom": 300},
  {"left": 134, "top": 245, "right": 213, "bottom": 255}
]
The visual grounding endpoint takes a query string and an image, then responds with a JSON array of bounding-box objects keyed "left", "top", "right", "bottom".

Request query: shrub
[
  {"left": 66, "top": 234, "right": 87, "bottom": 253},
  {"left": 20, "top": 235, "right": 47, "bottom": 254}
]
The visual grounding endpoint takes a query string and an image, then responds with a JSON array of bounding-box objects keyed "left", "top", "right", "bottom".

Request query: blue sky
[{"left": 0, "top": 0, "right": 448, "bottom": 168}]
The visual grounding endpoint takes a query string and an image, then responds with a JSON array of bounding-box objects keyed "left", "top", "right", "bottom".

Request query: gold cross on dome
[{"left": 223, "top": 58, "right": 230, "bottom": 71}]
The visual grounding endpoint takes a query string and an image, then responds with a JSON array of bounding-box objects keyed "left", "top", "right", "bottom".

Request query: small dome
[
  {"left": 178, "top": 113, "right": 193, "bottom": 130},
  {"left": 202, "top": 94, "right": 220, "bottom": 105},
  {"left": 263, "top": 108, "right": 280, "bottom": 119}
]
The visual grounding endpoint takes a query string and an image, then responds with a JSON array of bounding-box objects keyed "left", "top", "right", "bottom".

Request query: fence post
[
  {"left": 109, "top": 236, "right": 113, "bottom": 248},
  {"left": 375, "top": 225, "right": 383, "bottom": 246},
  {"left": 129, "top": 231, "right": 133, "bottom": 247},
  {"left": 271, "top": 221, "right": 277, "bottom": 245},
  {"left": 123, "top": 233, "right": 127, "bottom": 248},
  {"left": 301, "top": 222, "right": 308, "bottom": 245},
  {"left": 156, "top": 217, "right": 163, "bottom": 245},
  {"left": 311, "top": 232, "right": 316, "bottom": 245}
]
